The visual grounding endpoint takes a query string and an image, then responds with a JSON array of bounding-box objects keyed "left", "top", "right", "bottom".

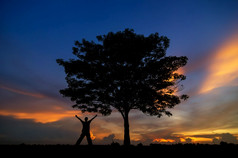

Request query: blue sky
[{"left": 1, "top": 0, "right": 238, "bottom": 144}]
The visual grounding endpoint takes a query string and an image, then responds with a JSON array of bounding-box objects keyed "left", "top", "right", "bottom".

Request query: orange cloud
[
  {"left": 0, "top": 110, "right": 78, "bottom": 123},
  {"left": 90, "top": 131, "right": 96, "bottom": 140},
  {"left": 200, "top": 33, "right": 238, "bottom": 93},
  {"left": 0, "top": 85, "right": 45, "bottom": 98},
  {"left": 176, "top": 67, "right": 185, "bottom": 75},
  {"left": 153, "top": 138, "right": 175, "bottom": 143},
  {"left": 166, "top": 68, "right": 185, "bottom": 82},
  {"left": 189, "top": 137, "right": 212, "bottom": 143}
]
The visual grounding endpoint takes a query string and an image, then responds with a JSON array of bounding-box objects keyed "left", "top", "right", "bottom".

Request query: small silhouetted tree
[{"left": 57, "top": 29, "right": 188, "bottom": 146}]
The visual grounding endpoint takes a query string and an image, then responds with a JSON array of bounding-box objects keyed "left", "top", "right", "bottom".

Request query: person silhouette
[{"left": 75, "top": 114, "right": 97, "bottom": 145}]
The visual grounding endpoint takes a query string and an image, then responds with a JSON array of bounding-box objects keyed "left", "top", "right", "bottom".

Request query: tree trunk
[{"left": 123, "top": 111, "right": 131, "bottom": 146}]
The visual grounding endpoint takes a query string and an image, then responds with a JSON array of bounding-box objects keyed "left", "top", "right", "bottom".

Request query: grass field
[{"left": 1, "top": 143, "right": 237, "bottom": 156}]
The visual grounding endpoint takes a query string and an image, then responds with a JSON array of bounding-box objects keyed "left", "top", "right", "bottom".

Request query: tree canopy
[{"left": 57, "top": 29, "right": 188, "bottom": 145}]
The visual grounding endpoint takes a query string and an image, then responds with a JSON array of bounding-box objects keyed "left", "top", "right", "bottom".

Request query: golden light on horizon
[
  {"left": 200, "top": 33, "right": 238, "bottom": 93},
  {"left": 189, "top": 137, "right": 213, "bottom": 143},
  {"left": 152, "top": 136, "right": 215, "bottom": 144},
  {"left": 0, "top": 110, "right": 78, "bottom": 123},
  {"left": 153, "top": 138, "right": 175, "bottom": 143}
]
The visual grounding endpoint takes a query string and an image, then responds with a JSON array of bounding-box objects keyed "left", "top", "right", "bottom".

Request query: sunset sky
[{"left": 1, "top": 0, "right": 238, "bottom": 145}]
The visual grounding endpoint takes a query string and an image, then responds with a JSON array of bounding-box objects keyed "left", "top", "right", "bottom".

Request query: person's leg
[
  {"left": 75, "top": 133, "right": 85, "bottom": 145},
  {"left": 86, "top": 133, "right": 93, "bottom": 145}
]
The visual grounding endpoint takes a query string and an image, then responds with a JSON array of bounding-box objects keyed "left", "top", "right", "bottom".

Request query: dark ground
[{"left": 0, "top": 143, "right": 237, "bottom": 156}]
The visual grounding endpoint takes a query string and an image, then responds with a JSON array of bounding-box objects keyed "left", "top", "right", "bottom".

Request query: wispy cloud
[
  {"left": 0, "top": 84, "right": 45, "bottom": 98},
  {"left": 199, "top": 33, "right": 238, "bottom": 93}
]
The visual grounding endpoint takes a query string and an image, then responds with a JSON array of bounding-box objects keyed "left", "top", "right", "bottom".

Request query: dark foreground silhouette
[
  {"left": 75, "top": 115, "right": 97, "bottom": 145},
  {"left": 57, "top": 29, "right": 189, "bottom": 146},
  {"left": 1, "top": 143, "right": 237, "bottom": 156}
]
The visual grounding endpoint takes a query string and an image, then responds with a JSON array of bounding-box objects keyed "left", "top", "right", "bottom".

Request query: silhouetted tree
[{"left": 57, "top": 29, "right": 188, "bottom": 146}]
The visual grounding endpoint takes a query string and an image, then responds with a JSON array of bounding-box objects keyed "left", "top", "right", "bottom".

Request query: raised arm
[
  {"left": 89, "top": 115, "right": 97, "bottom": 122},
  {"left": 75, "top": 115, "right": 83, "bottom": 122}
]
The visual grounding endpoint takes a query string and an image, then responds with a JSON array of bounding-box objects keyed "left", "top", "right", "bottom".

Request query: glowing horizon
[{"left": 0, "top": 109, "right": 79, "bottom": 123}]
